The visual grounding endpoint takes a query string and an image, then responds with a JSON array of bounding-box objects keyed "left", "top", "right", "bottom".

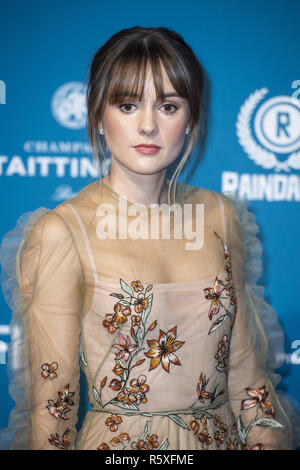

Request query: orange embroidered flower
[
  {"left": 58, "top": 384, "right": 75, "bottom": 406},
  {"left": 189, "top": 420, "right": 199, "bottom": 434},
  {"left": 46, "top": 384, "right": 75, "bottom": 420},
  {"left": 131, "top": 315, "right": 141, "bottom": 326},
  {"left": 46, "top": 399, "right": 71, "bottom": 420},
  {"left": 241, "top": 385, "right": 275, "bottom": 416},
  {"left": 132, "top": 439, "right": 147, "bottom": 449},
  {"left": 145, "top": 434, "right": 159, "bottom": 449},
  {"left": 133, "top": 295, "right": 148, "bottom": 314},
  {"left": 113, "top": 363, "right": 124, "bottom": 376},
  {"left": 215, "top": 335, "right": 229, "bottom": 371},
  {"left": 131, "top": 434, "right": 159, "bottom": 450},
  {"left": 214, "top": 430, "right": 225, "bottom": 447},
  {"left": 198, "top": 427, "right": 212, "bottom": 445},
  {"left": 204, "top": 277, "right": 230, "bottom": 321},
  {"left": 48, "top": 428, "right": 71, "bottom": 450},
  {"left": 41, "top": 362, "right": 58, "bottom": 379},
  {"left": 117, "top": 387, "right": 137, "bottom": 405},
  {"left": 224, "top": 281, "right": 236, "bottom": 306},
  {"left": 113, "top": 334, "right": 138, "bottom": 361},
  {"left": 144, "top": 325, "right": 185, "bottom": 373},
  {"left": 212, "top": 414, "right": 228, "bottom": 437},
  {"left": 220, "top": 423, "right": 228, "bottom": 437},
  {"left": 109, "top": 378, "right": 122, "bottom": 391},
  {"left": 200, "top": 414, "right": 207, "bottom": 426},
  {"left": 130, "top": 375, "right": 149, "bottom": 404},
  {"left": 130, "top": 375, "right": 149, "bottom": 394},
  {"left": 213, "top": 415, "right": 222, "bottom": 427},
  {"left": 110, "top": 436, "right": 121, "bottom": 446},
  {"left": 131, "top": 280, "right": 144, "bottom": 292},
  {"left": 97, "top": 442, "right": 110, "bottom": 450},
  {"left": 105, "top": 414, "right": 122, "bottom": 432},
  {"left": 196, "top": 373, "right": 215, "bottom": 402},
  {"left": 106, "top": 432, "right": 130, "bottom": 448},
  {"left": 103, "top": 313, "right": 119, "bottom": 334},
  {"left": 148, "top": 320, "right": 157, "bottom": 331},
  {"left": 100, "top": 376, "right": 107, "bottom": 388},
  {"left": 113, "top": 303, "right": 131, "bottom": 323}
]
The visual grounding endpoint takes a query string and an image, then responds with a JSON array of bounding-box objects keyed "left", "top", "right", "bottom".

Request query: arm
[
  {"left": 17, "top": 210, "right": 84, "bottom": 450},
  {"left": 225, "top": 196, "right": 293, "bottom": 450}
]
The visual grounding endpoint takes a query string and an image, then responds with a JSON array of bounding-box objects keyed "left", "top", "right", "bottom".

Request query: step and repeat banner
[{"left": 0, "top": 0, "right": 299, "bottom": 447}]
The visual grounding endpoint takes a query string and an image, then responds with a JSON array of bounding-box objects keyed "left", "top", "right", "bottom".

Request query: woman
[{"left": 1, "top": 26, "right": 300, "bottom": 450}]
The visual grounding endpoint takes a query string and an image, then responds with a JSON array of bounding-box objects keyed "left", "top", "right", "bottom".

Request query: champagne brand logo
[{"left": 51, "top": 81, "right": 87, "bottom": 129}]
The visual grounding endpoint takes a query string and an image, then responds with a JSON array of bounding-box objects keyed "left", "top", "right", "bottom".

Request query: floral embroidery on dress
[
  {"left": 241, "top": 385, "right": 275, "bottom": 416},
  {"left": 97, "top": 420, "right": 168, "bottom": 450},
  {"left": 48, "top": 428, "right": 71, "bottom": 449},
  {"left": 41, "top": 362, "right": 58, "bottom": 379},
  {"left": 196, "top": 372, "right": 225, "bottom": 403},
  {"left": 198, "top": 427, "right": 213, "bottom": 447},
  {"left": 102, "top": 278, "right": 152, "bottom": 334},
  {"left": 204, "top": 231, "right": 237, "bottom": 336},
  {"left": 113, "top": 334, "right": 138, "bottom": 361},
  {"left": 89, "top": 230, "right": 287, "bottom": 450},
  {"left": 144, "top": 326, "right": 185, "bottom": 373},
  {"left": 46, "top": 384, "right": 75, "bottom": 420},
  {"left": 203, "top": 232, "right": 285, "bottom": 450},
  {"left": 234, "top": 384, "right": 285, "bottom": 450},
  {"left": 95, "top": 279, "right": 184, "bottom": 411},
  {"left": 215, "top": 335, "right": 229, "bottom": 373},
  {"left": 92, "top": 275, "right": 236, "bottom": 449},
  {"left": 105, "top": 414, "right": 122, "bottom": 432}
]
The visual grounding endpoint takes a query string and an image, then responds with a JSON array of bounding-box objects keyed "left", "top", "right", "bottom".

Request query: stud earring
[
  {"left": 99, "top": 128, "right": 104, "bottom": 135},
  {"left": 185, "top": 128, "right": 190, "bottom": 135}
]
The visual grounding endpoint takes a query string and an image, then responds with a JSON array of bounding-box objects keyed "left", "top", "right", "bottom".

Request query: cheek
[
  {"left": 103, "top": 110, "right": 132, "bottom": 142},
  {"left": 163, "top": 121, "right": 186, "bottom": 146},
  {"left": 105, "top": 114, "right": 123, "bottom": 139}
]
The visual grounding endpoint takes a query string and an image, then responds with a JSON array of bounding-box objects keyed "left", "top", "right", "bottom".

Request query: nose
[{"left": 138, "top": 105, "right": 158, "bottom": 136}]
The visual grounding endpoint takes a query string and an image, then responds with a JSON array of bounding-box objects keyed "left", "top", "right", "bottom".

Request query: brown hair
[{"left": 86, "top": 26, "right": 205, "bottom": 205}]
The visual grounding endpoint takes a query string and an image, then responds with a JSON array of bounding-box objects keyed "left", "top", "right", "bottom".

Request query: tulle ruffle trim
[
  {"left": 0, "top": 207, "right": 51, "bottom": 450},
  {"left": 223, "top": 191, "right": 300, "bottom": 450}
]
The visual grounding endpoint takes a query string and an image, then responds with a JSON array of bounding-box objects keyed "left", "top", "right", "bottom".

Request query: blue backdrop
[{"left": 1, "top": 0, "right": 300, "bottom": 447}]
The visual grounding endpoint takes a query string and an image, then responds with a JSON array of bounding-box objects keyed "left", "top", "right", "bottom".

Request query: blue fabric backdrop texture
[{"left": 0, "top": 0, "right": 299, "bottom": 448}]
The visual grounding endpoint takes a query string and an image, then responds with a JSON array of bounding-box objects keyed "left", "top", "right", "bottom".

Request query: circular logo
[
  {"left": 254, "top": 96, "right": 300, "bottom": 153},
  {"left": 51, "top": 82, "right": 87, "bottom": 129}
]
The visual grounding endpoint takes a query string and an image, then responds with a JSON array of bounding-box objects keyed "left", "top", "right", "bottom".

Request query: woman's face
[{"left": 100, "top": 64, "right": 191, "bottom": 176}]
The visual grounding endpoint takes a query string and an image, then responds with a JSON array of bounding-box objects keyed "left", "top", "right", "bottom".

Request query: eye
[
  {"left": 161, "top": 103, "right": 178, "bottom": 114},
  {"left": 119, "top": 103, "right": 136, "bottom": 113}
]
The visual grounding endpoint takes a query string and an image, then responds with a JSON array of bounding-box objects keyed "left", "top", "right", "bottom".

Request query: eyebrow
[
  {"left": 121, "top": 92, "right": 182, "bottom": 100},
  {"left": 162, "top": 92, "right": 181, "bottom": 98}
]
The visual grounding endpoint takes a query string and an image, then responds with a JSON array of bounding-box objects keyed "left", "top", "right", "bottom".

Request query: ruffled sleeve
[
  {"left": 222, "top": 191, "right": 300, "bottom": 450},
  {"left": 0, "top": 207, "right": 84, "bottom": 450}
]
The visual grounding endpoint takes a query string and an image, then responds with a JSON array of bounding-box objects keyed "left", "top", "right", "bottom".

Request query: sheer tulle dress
[{"left": 1, "top": 178, "right": 300, "bottom": 450}]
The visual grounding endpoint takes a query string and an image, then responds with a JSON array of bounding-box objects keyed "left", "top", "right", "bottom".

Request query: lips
[{"left": 134, "top": 144, "right": 161, "bottom": 149}]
